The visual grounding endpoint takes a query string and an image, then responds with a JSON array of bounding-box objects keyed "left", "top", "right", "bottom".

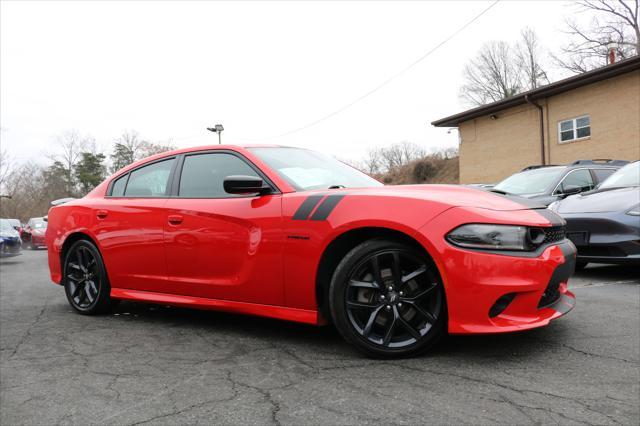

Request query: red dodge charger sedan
[{"left": 46, "top": 145, "right": 576, "bottom": 357}]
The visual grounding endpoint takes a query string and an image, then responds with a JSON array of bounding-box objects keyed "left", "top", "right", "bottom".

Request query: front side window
[
  {"left": 178, "top": 153, "right": 260, "bottom": 198},
  {"left": 559, "top": 115, "right": 590, "bottom": 143},
  {"left": 124, "top": 158, "right": 175, "bottom": 197},
  {"left": 556, "top": 169, "right": 594, "bottom": 194}
]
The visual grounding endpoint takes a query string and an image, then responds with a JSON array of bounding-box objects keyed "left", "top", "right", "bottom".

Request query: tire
[
  {"left": 63, "top": 239, "right": 116, "bottom": 315},
  {"left": 574, "top": 261, "right": 588, "bottom": 272},
  {"left": 329, "top": 239, "right": 446, "bottom": 358}
]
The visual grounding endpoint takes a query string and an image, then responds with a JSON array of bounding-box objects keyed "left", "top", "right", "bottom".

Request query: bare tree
[
  {"left": 460, "top": 41, "right": 524, "bottom": 106},
  {"left": 50, "top": 130, "right": 91, "bottom": 196},
  {"left": 0, "top": 149, "right": 12, "bottom": 195},
  {"left": 460, "top": 30, "right": 550, "bottom": 106},
  {"left": 138, "top": 140, "right": 176, "bottom": 158},
  {"left": 363, "top": 148, "right": 383, "bottom": 175},
  {"left": 377, "top": 142, "right": 426, "bottom": 172},
  {"left": 516, "top": 28, "right": 550, "bottom": 90},
  {"left": 555, "top": 0, "right": 639, "bottom": 73},
  {"left": 110, "top": 131, "right": 176, "bottom": 172}
]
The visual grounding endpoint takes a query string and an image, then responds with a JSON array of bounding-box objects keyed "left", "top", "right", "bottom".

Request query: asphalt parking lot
[{"left": 1, "top": 250, "right": 638, "bottom": 425}]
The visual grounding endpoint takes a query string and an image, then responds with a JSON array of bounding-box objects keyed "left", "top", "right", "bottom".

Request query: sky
[{"left": 1, "top": 0, "right": 580, "bottom": 165}]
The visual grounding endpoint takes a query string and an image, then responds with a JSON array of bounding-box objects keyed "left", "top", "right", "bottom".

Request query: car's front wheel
[
  {"left": 63, "top": 239, "right": 116, "bottom": 314},
  {"left": 329, "top": 239, "right": 446, "bottom": 358}
]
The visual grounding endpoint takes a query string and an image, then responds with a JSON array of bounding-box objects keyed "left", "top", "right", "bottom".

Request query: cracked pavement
[{"left": 1, "top": 250, "right": 638, "bottom": 425}]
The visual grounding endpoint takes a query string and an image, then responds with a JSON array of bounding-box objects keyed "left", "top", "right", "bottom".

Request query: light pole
[{"left": 207, "top": 124, "right": 224, "bottom": 144}]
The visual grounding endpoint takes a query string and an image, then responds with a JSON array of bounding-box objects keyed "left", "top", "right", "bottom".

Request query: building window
[{"left": 559, "top": 115, "right": 590, "bottom": 143}]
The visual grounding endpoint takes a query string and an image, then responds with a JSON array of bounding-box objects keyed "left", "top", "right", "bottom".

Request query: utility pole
[{"left": 206, "top": 124, "right": 224, "bottom": 144}]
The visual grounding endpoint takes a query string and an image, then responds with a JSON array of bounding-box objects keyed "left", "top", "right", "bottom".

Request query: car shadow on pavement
[{"left": 101, "top": 299, "right": 567, "bottom": 361}]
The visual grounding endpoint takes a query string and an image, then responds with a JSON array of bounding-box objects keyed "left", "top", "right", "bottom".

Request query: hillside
[{"left": 374, "top": 154, "right": 459, "bottom": 185}]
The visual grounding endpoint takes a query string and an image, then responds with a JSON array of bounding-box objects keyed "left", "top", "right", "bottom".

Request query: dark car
[
  {"left": 550, "top": 161, "right": 640, "bottom": 269},
  {"left": 0, "top": 218, "right": 22, "bottom": 257},
  {"left": 491, "top": 160, "right": 628, "bottom": 206},
  {"left": 22, "top": 217, "right": 48, "bottom": 249}
]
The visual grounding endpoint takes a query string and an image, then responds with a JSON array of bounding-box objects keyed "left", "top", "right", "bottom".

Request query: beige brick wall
[
  {"left": 457, "top": 70, "right": 640, "bottom": 184},
  {"left": 459, "top": 105, "right": 541, "bottom": 184},
  {"left": 545, "top": 71, "right": 640, "bottom": 164}
]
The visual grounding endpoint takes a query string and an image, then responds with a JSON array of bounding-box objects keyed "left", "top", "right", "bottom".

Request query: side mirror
[
  {"left": 560, "top": 185, "right": 582, "bottom": 197},
  {"left": 223, "top": 175, "right": 270, "bottom": 195}
]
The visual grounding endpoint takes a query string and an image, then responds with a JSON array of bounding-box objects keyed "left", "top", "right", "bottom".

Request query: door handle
[
  {"left": 168, "top": 215, "right": 183, "bottom": 225},
  {"left": 96, "top": 210, "right": 108, "bottom": 219}
]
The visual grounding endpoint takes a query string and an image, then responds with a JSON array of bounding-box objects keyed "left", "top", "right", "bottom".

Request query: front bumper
[
  {"left": 562, "top": 212, "right": 640, "bottom": 265},
  {"left": 445, "top": 240, "right": 576, "bottom": 334},
  {"left": 418, "top": 207, "right": 577, "bottom": 335},
  {"left": 0, "top": 237, "right": 22, "bottom": 257}
]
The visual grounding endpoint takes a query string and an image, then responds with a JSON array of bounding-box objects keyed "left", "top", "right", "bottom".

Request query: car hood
[
  {"left": 556, "top": 186, "right": 640, "bottom": 213},
  {"left": 326, "top": 185, "right": 547, "bottom": 211}
]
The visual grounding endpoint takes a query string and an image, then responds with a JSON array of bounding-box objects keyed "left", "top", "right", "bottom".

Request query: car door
[
  {"left": 94, "top": 157, "right": 176, "bottom": 292},
  {"left": 163, "top": 151, "right": 284, "bottom": 305}
]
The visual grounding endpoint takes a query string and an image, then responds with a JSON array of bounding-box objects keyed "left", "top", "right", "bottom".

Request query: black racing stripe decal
[
  {"left": 292, "top": 195, "right": 325, "bottom": 220},
  {"left": 310, "top": 195, "right": 346, "bottom": 221},
  {"left": 535, "top": 208, "right": 567, "bottom": 226}
]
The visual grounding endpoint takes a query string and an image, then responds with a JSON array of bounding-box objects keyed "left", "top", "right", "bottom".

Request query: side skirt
[{"left": 110, "top": 288, "right": 321, "bottom": 325}]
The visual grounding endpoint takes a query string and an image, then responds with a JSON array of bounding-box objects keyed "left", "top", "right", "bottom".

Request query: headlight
[
  {"left": 447, "top": 224, "right": 530, "bottom": 251},
  {"left": 627, "top": 204, "right": 640, "bottom": 216}
]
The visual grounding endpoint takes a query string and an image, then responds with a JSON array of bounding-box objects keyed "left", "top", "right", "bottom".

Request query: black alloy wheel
[
  {"left": 63, "top": 240, "right": 115, "bottom": 314},
  {"left": 330, "top": 239, "right": 446, "bottom": 358}
]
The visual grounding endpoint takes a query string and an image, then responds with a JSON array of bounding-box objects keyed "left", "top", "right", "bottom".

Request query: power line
[{"left": 237, "top": 0, "right": 500, "bottom": 141}]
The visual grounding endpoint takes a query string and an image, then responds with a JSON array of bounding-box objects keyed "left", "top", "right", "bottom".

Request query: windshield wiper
[
  {"left": 328, "top": 185, "right": 346, "bottom": 189},
  {"left": 488, "top": 188, "right": 510, "bottom": 195}
]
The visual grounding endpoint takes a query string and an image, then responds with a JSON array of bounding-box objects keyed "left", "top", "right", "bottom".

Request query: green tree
[
  {"left": 75, "top": 152, "right": 106, "bottom": 194},
  {"left": 42, "top": 161, "right": 72, "bottom": 199}
]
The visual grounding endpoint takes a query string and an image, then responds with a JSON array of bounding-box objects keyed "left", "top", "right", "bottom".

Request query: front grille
[
  {"left": 538, "top": 280, "right": 561, "bottom": 308},
  {"left": 542, "top": 226, "right": 565, "bottom": 245},
  {"left": 578, "top": 246, "right": 627, "bottom": 257}
]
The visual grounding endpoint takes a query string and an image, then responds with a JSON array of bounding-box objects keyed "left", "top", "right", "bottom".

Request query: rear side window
[
  {"left": 593, "top": 168, "right": 616, "bottom": 183},
  {"left": 178, "top": 153, "right": 259, "bottom": 198},
  {"left": 110, "top": 174, "right": 128, "bottom": 196},
  {"left": 124, "top": 158, "right": 175, "bottom": 197}
]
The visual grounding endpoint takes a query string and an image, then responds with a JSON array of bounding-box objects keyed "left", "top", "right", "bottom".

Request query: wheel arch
[
  {"left": 60, "top": 231, "right": 100, "bottom": 269},
  {"left": 315, "top": 226, "right": 441, "bottom": 322}
]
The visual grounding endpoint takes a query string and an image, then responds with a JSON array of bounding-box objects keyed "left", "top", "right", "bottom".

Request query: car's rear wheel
[
  {"left": 63, "top": 240, "right": 115, "bottom": 314},
  {"left": 329, "top": 239, "right": 446, "bottom": 358}
]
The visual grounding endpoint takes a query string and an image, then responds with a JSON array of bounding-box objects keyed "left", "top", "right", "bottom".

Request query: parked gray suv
[{"left": 490, "top": 160, "right": 628, "bottom": 206}]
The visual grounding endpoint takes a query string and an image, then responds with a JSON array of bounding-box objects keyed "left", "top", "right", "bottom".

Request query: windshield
[
  {"left": 493, "top": 167, "right": 564, "bottom": 196},
  {"left": 249, "top": 147, "right": 382, "bottom": 191},
  {"left": 0, "top": 219, "right": 14, "bottom": 232},
  {"left": 599, "top": 162, "right": 640, "bottom": 189}
]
